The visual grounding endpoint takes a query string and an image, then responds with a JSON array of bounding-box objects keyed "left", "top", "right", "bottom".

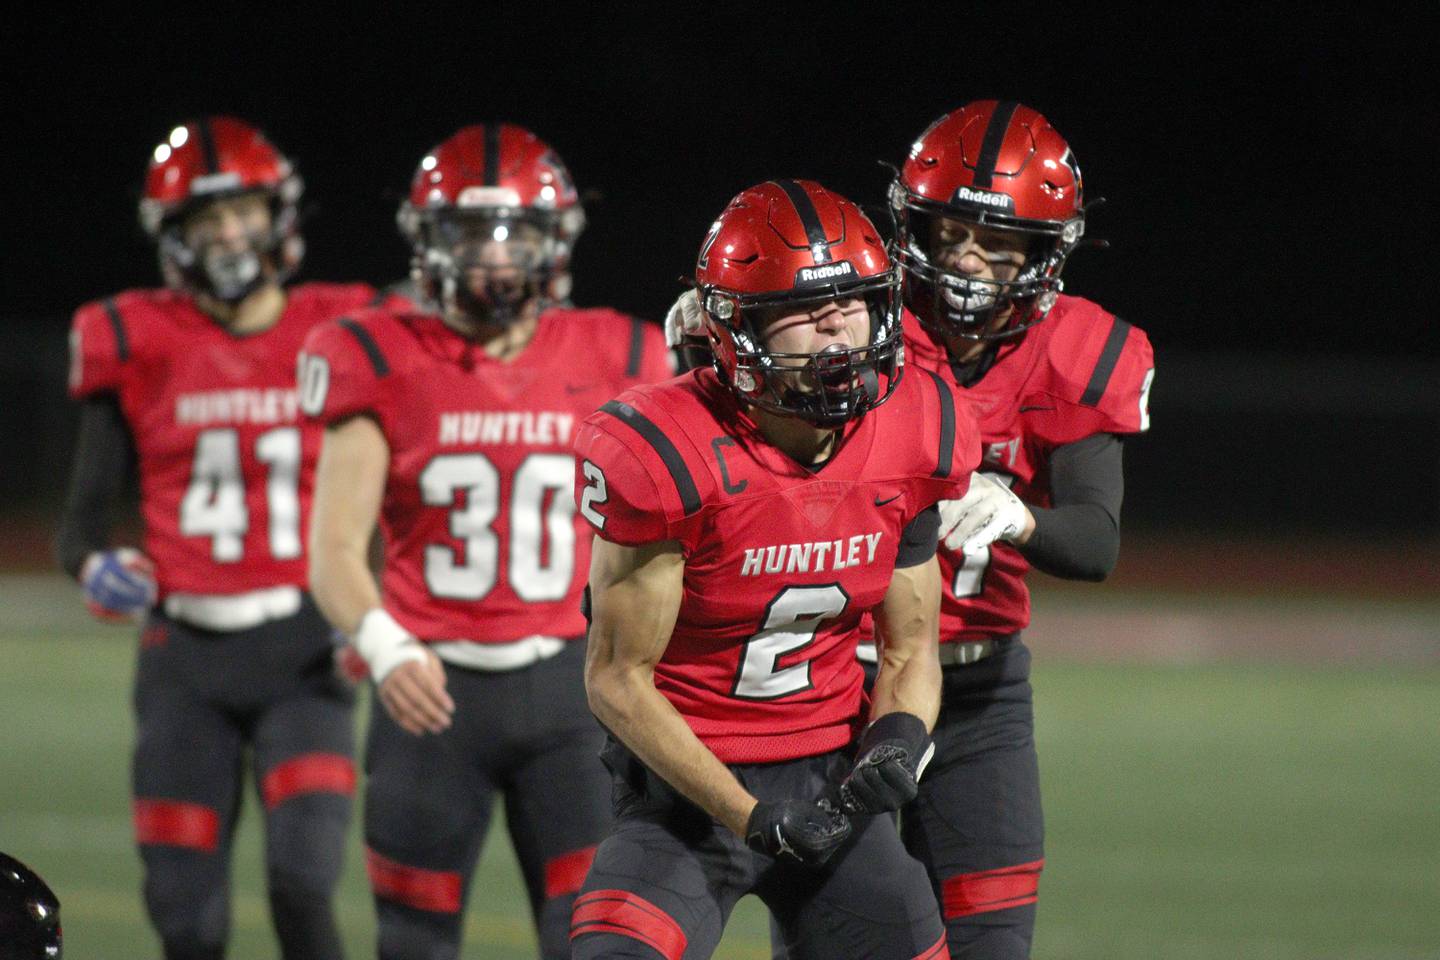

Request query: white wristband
[{"left": 353, "top": 608, "right": 427, "bottom": 685}]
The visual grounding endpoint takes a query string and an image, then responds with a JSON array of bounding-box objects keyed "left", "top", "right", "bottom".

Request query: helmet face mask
[
  {"left": 896, "top": 200, "right": 1076, "bottom": 341},
  {"left": 140, "top": 118, "right": 303, "bottom": 305},
  {"left": 415, "top": 210, "right": 556, "bottom": 326},
  {"left": 398, "top": 124, "right": 585, "bottom": 330},
  {"left": 696, "top": 180, "right": 905, "bottom": 427},
  {"left": 708, "top": 284, "right": 903, "bottom": 427},
  {"left": 892, "top": 101, "right": 1089, "bottom": 343},
  {"left": 160, "top": 190, "right": 287, "bottom": 303}
]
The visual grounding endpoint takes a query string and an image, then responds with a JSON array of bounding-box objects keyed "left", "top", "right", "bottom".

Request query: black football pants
[
  {"left": 571, "top": 740, "right": 948, "bottom": 960},
  {"left": 132, "top": 596, "right": 356, "bottom": 960},
  {"left": 362, "top": 639, "right": 610, "bottom": 960},
  {"left": 905, "top": 637, "right": 1044, "bottom": 960},
  {"left": 769, "top": 637, "right": 1043, "bottom": 960}
]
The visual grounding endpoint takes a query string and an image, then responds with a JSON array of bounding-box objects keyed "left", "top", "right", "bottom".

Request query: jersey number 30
[{"left": 420, "top": 453, "right": 576, "bottom": 602}]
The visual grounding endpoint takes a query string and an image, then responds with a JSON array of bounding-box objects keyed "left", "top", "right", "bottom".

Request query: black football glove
[
  {"left": 745, "top": 797, "right": 852, "bottom": 866},
  {"left": 839, "top": 712, "right": 934, "bottom": 815}
]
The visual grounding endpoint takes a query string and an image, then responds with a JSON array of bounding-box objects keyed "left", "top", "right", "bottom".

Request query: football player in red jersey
[
  {"left": 55, "top": 117, "right": 391, "bottom": 960},
  {"left": 569, "top": 180, "right": 985, "bottom": 960},
  {"left": 879, "top": 101, "right": 1156, "bottom": 958},
  {"left": 301, "top": 124, "right": 670, "bottom": 960}
]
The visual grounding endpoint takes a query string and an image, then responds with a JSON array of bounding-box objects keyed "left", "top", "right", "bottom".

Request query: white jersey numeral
[
  {"left": 420, "top": 452, "right": 578, "bottom": 603},
  {"left": 296, "top": 352, "right": 331, "bottom": 417},
  {"left": 179, "top": 426, "right": 301, "bottom": 563},
  {"left": 508, "top": 454, "right": 577, "bottom": 602},
  {"left": 951, "top": 544, "right": 991, "bottom": 598},
  {"left": 578, "top": 460, "right": 609, "bottom": 530},
  {"left": 733, "top": 584, "right": 849, "bottom": 701}
]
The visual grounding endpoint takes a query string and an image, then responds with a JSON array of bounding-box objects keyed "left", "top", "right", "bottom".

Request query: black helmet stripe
[
  {"left": 773, "top": 179, "right": 832, "bottom": 265},
  {"left": 197, "top": 116, "right": 220, "bottom": 174},
  {"left": 972, "top": 100, "right": 1019, "bottom": 189},
  {"left": 483, "top": 123, "right": 501, "bottom": 186}
]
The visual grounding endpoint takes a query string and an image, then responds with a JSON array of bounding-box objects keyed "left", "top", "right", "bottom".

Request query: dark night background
[{"left": 3, "top": 6, "right": 1436, "bottom": 546}]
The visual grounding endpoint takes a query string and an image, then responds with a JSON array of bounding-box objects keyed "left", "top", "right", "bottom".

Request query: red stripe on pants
[
  {"left": 261, "top": 752, "right": 356, "bottom": 810},
  {"left": 571, "top": 889, "right": 687, "bottom": 960},
  {"left": 544, "top": 845, "right": 597, "bottom": 899},
  {"left": 942, "top": 858, "right": 1044, "bottom": 919},
  {"left": 365, "top": 847, "right": 462, "bottom": 914},
  {"left": 133, "top": 798, "right": 220, "bottom": 852},
  {"left": 913, "top": 932, "right": 952, "bottom": 959}
]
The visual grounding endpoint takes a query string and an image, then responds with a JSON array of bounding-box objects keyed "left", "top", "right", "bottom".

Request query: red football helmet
[
  {"left": 695, "top": 180, "right": 903, "bottom": 426},
  {"left": 397, "top": 123, "right": 585, "bottom": 325},
  {"left": 139, "top": 117, "right": 303, "bottom": 302},
  {"left": 891, "top": 100, "right": 1089, "bottom": 341}
]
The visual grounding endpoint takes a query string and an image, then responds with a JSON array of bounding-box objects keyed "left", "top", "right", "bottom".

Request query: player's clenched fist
[
  {"left": 744, "top": 798, "right": 852, "bottom": 866},
  {"left": 839, "top": 712, "right": 935, "bottom": 815},
  {"left": 80, "top": 548, "right": 157, "bottom": 622}
]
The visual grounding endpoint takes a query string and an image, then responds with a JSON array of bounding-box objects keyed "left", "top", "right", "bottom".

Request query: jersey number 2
[{"left": 732, "top": 585, "right": 849, "bottom": 700}]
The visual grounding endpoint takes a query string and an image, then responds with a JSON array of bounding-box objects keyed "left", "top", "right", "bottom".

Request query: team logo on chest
[{"left": 740, "top": 532, "right": 884, "bottom": 577}]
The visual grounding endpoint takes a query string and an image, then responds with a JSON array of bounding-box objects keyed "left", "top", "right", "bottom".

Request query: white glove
[
  {"left": 938, "top": 472, "right": 1030, "bottom": 553},
  {"left": 663, "top": 289, "right": 705, "bottom": 349},
  {"left": 353, "top": 608, "right": 427, "bottom": 685}
]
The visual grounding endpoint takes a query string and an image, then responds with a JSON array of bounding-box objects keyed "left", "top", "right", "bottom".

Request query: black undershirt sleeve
[
  {"left": 894, "top": 503, "right": 941, "bottom": 569},
  {"left": 1017, "top": 432, "right": 1124, "bottom": 582},
  {"left": 55, "top": 394, "right": 136, "bottom": 579}
]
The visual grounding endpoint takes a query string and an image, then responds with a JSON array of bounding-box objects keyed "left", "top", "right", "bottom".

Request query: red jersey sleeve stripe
[
  {"left": 543, "top": 845, "right": 598, "bottom": 900},
  {"left": 598, "top": 400, "right": 701, "bottom": 516},
  {"left": 365, "top": 847, "right": 463, "bottom": 914},
  {"left": 261, "top": 752, "right": 356, "bottom": 810},
  {"left": 941, "top": 858, "right": 1044, "bottom": 919},
  {"left": 913, "top": 932, "right": 952, "bottom": 960},
  {"left": 133, "top": 798, "right": 220, "bottom": 852},
  {"left": 626, "top": 317, "right": 646, "bottom": 377},
  {"left": 920, "top": 368, "right": 956, "bottom": 478},
  {"left": 1080, "top": 317, "right": 1132, "bottom": 407},
  {"left": 570, "top": 889, "right": 687, "bottom": 960},
  {"left": 102, "top": 298, "right": 130, "bottom": 362},
  {"left": 338, "top": 318, "right": 390, "bottom": 376}
]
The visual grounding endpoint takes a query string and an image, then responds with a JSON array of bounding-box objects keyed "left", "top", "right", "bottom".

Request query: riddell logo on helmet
[
  {"left": 953, "top": 186, "right": 1015, "bottom": 211},
  {"left": 795, "top": 261, "right": 856, "bottom": 286}
]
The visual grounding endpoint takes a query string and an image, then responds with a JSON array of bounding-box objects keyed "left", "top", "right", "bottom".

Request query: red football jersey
[
  {"left": 68, "top": 283, "right": 387, "bottom": 597},
  {"left": 573, "top": 368, "right": 979, "bottom": 764},
  {"left": 904, "top": 295, "right": 1154, "bottom": 641},
  {"left": 300, "top": 306, "right": 670, "bottom": 645}
]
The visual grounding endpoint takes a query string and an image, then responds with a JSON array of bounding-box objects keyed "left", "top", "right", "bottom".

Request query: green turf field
[{"left": 2, "top": 574, "right": 1437, "bottom": 959}]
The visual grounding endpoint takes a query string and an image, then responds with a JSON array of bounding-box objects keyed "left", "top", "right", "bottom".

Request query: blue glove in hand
[{"left": 80, "top": 548, "right": 157, "bottom": 622}]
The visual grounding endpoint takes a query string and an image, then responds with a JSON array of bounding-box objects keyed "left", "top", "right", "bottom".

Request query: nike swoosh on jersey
[
  {"left": 873, "top": 494, "right": 902, "bottom": 507},
  {"left": 1019, "top": 405, "right": 1054, "bottom": 412}
]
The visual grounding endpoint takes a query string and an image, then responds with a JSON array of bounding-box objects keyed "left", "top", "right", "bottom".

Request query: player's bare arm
[
  {"left": 310, "top": 414, "right": 453, "bottom": 735},
  {"left": 584, "top": 535, "right": 760, "bottom": 838},
  {"left": 870, "top": 554, "right": 944, "bottom": 728},
  {"left": 839, "top": 554, "right": 943, "bottom": 815}
]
